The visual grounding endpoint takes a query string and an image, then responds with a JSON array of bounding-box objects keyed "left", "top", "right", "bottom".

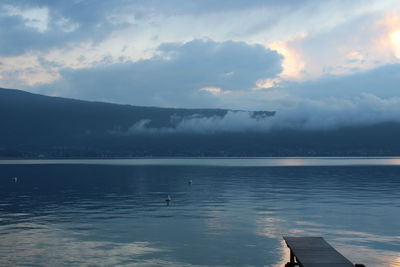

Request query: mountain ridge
[{"left": 1, "top": 87, "right": 400, "bottom": 158}]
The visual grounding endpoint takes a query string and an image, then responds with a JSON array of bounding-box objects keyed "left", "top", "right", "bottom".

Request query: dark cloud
[{"left": 35, "top": 39, "right": 282, "bottom": 107}]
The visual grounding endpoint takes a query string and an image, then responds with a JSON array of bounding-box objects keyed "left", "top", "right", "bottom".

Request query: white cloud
[
  {"left": 200, "top": 87, "right": 231, "bottom": 95},
  {"left": 4, "top": 5, "right": 49, "bottom": 32}
]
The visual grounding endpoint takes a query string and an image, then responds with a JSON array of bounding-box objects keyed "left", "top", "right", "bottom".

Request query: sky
[{"left": 1, "top": 0, "right": 400, "bottom": 128}]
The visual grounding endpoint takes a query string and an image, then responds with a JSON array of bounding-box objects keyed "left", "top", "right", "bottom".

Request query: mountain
[
  {"left": 0, "top": 87, "right": 227, "bottom": 145},
  {"left": 1, "top": 87, "right": 400, "bottom": 158}
]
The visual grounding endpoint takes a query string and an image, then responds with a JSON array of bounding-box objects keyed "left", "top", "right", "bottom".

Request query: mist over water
[{"left": 0, "top": 160, "right": 399, "bottom": 266}]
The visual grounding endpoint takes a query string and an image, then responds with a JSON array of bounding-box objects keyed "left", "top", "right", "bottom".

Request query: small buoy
[
  {"left": 11, "top": 177, "right": 17, "bottom": 183},
  {"left": 165, "top": 195, "right": 171, "bottom": 205},
  {"left": 188, "top": 180, "right": 192, "bottom": 185}
]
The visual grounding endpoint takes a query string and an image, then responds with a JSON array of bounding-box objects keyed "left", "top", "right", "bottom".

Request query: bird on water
[{"left": 165, "top": 195, "right": 171, "bottom": 205}]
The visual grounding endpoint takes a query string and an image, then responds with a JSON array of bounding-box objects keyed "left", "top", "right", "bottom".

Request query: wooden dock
[{"left": 283, "top": 236, "right": 359, "bottom": 267}]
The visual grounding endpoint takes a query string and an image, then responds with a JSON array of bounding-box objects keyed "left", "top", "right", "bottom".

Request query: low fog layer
[{"left": 129, "top": 93, "right": 400, "bottom": 134}]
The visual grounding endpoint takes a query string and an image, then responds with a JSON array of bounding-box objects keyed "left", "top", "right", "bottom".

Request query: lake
[{"left": 0, "top": 158, "right": 399, "bottom": 266}]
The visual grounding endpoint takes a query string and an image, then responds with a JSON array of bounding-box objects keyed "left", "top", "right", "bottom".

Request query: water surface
[{"left": 0, "top": 158, "right": 399, "bottom": 266}]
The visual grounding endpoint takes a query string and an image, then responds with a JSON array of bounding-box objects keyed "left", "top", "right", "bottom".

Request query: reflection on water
[
  {"left": 0, "top": 161, "right": 399, "bottom": 266},
  {"left": 3, "top": 157, "right": 400, "bottom": 167}
]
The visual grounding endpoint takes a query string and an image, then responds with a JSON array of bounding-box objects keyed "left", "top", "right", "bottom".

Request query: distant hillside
[
  {"left": 0, "top": 87, "right": 228, "bottom": 145},
  {"left": 1, "top": 87, "right": 400, "bottom": 157}
]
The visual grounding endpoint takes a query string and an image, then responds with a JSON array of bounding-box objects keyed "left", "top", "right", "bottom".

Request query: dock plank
[{"left": 283, "top": 236, "right": 354, "bottom": 267}]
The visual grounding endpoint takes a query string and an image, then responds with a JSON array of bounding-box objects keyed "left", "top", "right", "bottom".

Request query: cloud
[
  {"left": 128, "top": 111, "right": 273, "bottom": 134},
  {"left": 1, "top": 0, "right": 398, "bottom": 93},
  {"left": 2, "top": 0, "right": 400, "bottom": 133},
  {"left": 261, "top": 11, "right": 400, "bottom": 85},
  {"left": 4, "top": 5, "right": 49, "bottom": 32},
  {"left": 34, "top": 39, "right": 282, "bottom": 107},
  {"left": 0, "top": 0, "right": 396, "bottom": 58},
  {"left": 126, "top": 93, "right": 400, "bottom": 134},
  {"left": 0, "top": 1, "right": 125, "bottom": 56}
]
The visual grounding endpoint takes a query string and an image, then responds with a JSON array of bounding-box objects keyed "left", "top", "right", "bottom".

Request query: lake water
[{"left": 0, "top": 158, "right": 399, "bottom": 266}]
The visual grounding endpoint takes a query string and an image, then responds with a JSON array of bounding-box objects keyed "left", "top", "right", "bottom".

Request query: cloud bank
[{"left": 127, "top": 93, "right": 400, "bottom": 134}]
